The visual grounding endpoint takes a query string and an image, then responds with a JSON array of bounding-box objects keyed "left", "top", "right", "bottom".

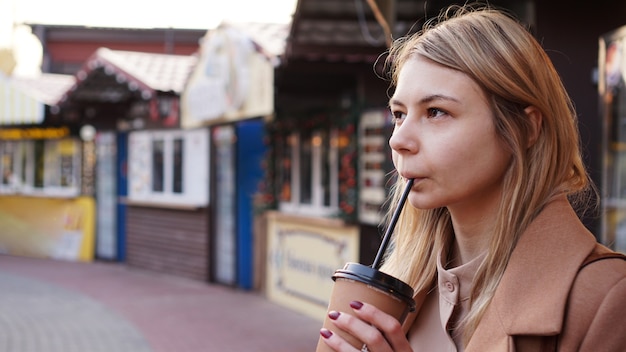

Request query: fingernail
[
  {"left": 350, "top": 301, "right": 363, "bottom": 310},
  {"left": 320, "top": 328, "right": 333, "bottom": 339},
  {"left": 328, "top": 311, "right": 340, "bottom": 320}
]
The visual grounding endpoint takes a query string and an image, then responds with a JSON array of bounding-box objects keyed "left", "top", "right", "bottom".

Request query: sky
[
  {"left": 10, "top": 0, "right": 297, "bottom": 28},
  {"left": 0, "top": 0, "right": 298, "bottom": 75}
]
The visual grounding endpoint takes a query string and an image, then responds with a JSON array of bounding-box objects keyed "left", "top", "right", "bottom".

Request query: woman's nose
[{"left": 389, "top": 123, "right": 418, "bottom": 153}]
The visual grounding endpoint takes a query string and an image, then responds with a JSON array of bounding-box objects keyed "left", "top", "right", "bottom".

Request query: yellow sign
[
  {"left": 0, "top": 196, "right": 95, "bottom": 261},
  {"left": 0, "top": 127, "right": 71, "bottom": 140},
  {"left": 265, "top": 212, "right": 359, "bottom": 321}
]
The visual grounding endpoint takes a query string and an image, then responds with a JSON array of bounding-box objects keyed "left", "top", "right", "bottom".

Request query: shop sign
[
  {"left": 0, "top": 196, "right": 95, "bottom": 261},
  {"left": 181, "top": 26, "right": 274, "bottom": 128},
  {"left": 0, "top": 126, "right": 70, "bottom": 140},
  {"left": 266, "top": 214, "right": 359, "bottom": 320}
]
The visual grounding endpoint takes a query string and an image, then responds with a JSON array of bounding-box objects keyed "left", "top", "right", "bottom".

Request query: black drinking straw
[{"left": 371, "top": 178, "right": 414, "bottom": 269}]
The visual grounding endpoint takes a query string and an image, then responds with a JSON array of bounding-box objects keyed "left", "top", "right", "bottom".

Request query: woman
[{"left": 318, "top": 5, "right": 626, "bottom": 352}]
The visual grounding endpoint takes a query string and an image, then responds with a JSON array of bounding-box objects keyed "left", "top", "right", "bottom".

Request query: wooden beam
[{"left": 365, "top": 0, "right": 395, "bottom": 47}]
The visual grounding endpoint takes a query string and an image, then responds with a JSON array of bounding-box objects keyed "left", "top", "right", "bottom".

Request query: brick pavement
[{"left": 0, "top": 254, "right": 321, "bottom": 352}]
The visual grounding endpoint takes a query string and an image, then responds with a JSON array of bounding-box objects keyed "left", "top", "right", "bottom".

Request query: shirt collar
[{"left": 437, "top": 246, "right": 487, "bottom": 305}]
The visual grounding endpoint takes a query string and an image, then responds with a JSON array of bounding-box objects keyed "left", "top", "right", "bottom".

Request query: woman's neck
[
  {"left": 448, "top": 231, "right": 489, "bottom": 268},
  {"left": 448, "top": 206, "right": 496, "bottom": 267}
]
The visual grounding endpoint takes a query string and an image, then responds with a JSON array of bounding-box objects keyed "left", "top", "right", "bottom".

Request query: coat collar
[{"left": 466, "top": 197, "right": 597, "bottom": 350}]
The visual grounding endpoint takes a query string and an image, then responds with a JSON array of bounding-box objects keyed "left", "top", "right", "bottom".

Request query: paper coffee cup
[{"left": 316, "top": 262, "right": 416, "bottom": 352}]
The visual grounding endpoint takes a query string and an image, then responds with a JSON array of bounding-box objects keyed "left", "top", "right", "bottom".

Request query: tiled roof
[
  {"left": 60, "top": 48, "right": 198, "bottom": 104},
  {"left": 96, "top": 49, "right": 197, "bottom": 93},
  {"left": 12, "top": 73, "right": 75, "bottom": 105}
]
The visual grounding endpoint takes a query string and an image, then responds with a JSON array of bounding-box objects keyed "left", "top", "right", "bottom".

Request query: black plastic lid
[{"left": 332, "top": 262, "right": 415, "bottom": 309}]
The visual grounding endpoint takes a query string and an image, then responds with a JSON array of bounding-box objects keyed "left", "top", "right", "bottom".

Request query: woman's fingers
[
  {"left": 348, "top": 301, "right": 413, "bottom": 352},
  {"left": 319, "top": 327, "right": 361, "bottom": 352},
  {"left": 321, "top": 301, "right": 411, "bottom": 352}
]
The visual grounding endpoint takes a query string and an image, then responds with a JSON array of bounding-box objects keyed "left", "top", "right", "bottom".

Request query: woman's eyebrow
[
  {"left": 389, "top": 94, "right": 460, "bottom": 107},
  {"left": 388, "top": 98, "right": 405, "bottom": 108}
]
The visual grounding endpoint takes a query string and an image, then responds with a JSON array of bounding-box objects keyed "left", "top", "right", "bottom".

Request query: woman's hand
[{"left": 319, "top": 301, "right": 413, "bottom": 352}]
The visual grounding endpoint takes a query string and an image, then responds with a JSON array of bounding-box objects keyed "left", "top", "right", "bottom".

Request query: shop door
[
  {"left": 212, "top": 125, "right": 237, "bottom": 285},
  {"left": 235, "top": 118, "right": 266, "bottom": 290},
  {"left": 116, "top": 132, "right": 128, "bottom": 261},
  {"left": 95, "top": 132, "right": 117, "bottom": 260}
]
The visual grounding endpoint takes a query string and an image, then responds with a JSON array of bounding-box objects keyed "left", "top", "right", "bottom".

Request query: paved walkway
[{"left": 0, "top": 254, "right": 321, "bottom": 352}]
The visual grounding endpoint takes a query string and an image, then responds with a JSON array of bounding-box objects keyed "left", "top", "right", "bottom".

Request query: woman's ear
[{"left": 524, "top": 106, "right": 542, "bottom": 148}]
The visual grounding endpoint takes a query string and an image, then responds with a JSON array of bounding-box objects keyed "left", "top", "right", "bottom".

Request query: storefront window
[
  {"left": 20, "top": 141, "right": 31, "bottom": 187},
  {"left": 1, "top": 142, "right": 18, "bottom": 188},
  {"left": 152, "top": 140, "right": 165, "bottom": 192},
  {"left": 321, "top": 129, "right": 337, "bottom": 207},
  {"left": 34, "top": 140, "right": 44, "bottom": 188},
  {"left": 147, "top": 137, "right": 187, "bottom": 195},
  {"left": 173, "top": 138, "right": 184, "bottom": 194},
  {"left": 299, "top": 130, "right": 313, "bottom": 205},
  {"left": 44, "top": 141, "right": 60, "bottom": 187},
  {"left": 279, "top": 127, "right": 339, "bottom": 216},
  {"left": 59, "top": 140, "right": 76, "bottom": 187},
  {"left": 278, "top": 134, "right": 292, "bottom": 202},
  {"left": 128, "top": 128, "right": 209, "bottom": 207},
  {"left": 0, "top": 138, "right": 80, "bottom": 196}
]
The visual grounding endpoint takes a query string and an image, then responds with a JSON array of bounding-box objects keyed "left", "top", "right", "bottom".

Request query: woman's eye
[
  {"left": 427, "top": 108, "right": 447, "bottom": 118},
  {"left": 391, "top": 111, "right": 407, "bottom": 122}
]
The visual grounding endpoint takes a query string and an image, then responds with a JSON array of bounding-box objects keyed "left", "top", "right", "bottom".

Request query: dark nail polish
[
  {"left": 320, "top": 328, "right": 333, "bottom": 339},
  {"left": 350, "top": 301, "right": 364, "bottom": 310},
  {"left": 328, "top": 311, "right": 340, "bottom": 320}
]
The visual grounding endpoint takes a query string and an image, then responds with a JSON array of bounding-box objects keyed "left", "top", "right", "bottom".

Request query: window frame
[
  {"left": 128, "top": 128, "right": 209, "bottom": 207},
  {"left": 278, "top": 128, "right": 339, "bottom": 217},
  {"left": 0, "top": 138, "right": 81, "bottom": 197}
]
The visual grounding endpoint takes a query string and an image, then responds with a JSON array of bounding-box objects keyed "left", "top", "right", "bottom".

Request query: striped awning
[
  {"left": 0, "top": 73, "right": 74, "bottom": 126},
  {"left": 0, "top": 77, "right": 45, "bottom": 125}
]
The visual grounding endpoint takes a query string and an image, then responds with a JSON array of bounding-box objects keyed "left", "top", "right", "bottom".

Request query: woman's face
[{"left": 389, "top": 56, "right": 512, "bottom": 213}]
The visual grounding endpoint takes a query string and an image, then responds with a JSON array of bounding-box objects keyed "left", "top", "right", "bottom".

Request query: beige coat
[{"left": 403, "top": 198, "right": 626, "bottom": 351}]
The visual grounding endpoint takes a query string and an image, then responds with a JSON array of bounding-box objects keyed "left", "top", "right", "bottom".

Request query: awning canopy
[
  {"left": 285, "top": 0, "right": 424, "bottom": 64},
  {"left": 0, "top": 73, "right": 74, "bottom": 125},
  {"left": 0, "top": 77, "right": 43, "bottom": 125}
]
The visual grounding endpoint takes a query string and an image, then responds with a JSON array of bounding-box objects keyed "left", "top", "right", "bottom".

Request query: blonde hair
[{"left": 380, "top": 4, "right": 594, "bottom": 343}]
